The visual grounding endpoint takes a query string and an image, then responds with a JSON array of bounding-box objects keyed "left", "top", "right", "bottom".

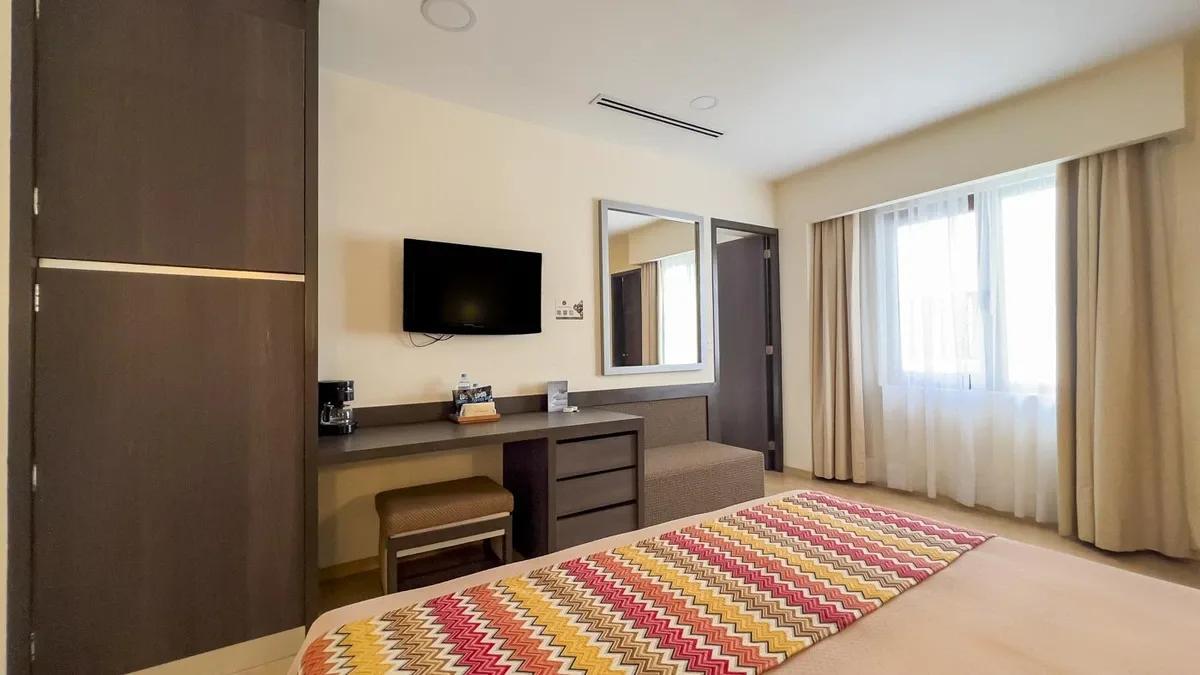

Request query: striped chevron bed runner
[{"left": 301, "top": 491, "right": 990, "bottom": 674}]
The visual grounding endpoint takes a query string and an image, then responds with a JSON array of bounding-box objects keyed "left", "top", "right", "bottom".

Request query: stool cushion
[
  {"left": 644, "top": 442, "right": 764, "bottom": 525},
  {"left": 375, "top": 476, "right": 513, "bottom": 538}
]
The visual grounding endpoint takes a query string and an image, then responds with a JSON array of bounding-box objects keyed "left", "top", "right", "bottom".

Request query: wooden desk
[
  {"left": 318, "top": 410, "right": 645, "bottom": 557},
  {"left": 317, "top": 409, "right": 641, "bottom": 465}
]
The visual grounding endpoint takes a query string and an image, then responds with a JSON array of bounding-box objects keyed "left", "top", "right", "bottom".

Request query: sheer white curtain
[
  {"left": 860, "top": 170, "right": 1059, "bottom": 522},
  {"left": 658, "top": 251, "right": 698, "bottom": 364}
]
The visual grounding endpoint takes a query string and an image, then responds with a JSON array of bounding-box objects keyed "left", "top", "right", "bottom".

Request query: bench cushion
[
  {"left": 375, "top": 476, "right": 513, "bottom": 538},
  {"left": 644, "top": 442, "right": 765, "bottom": 525}
]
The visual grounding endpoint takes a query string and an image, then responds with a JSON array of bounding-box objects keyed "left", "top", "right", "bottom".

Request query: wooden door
[
  {"left": 32, "top": 269, "right": 304, "bottom": 674},
  {"left": 610, "top": 270, "right": 643, "bottom": 367},
  {"left": 716, "top": 235, "right": 772, "bottom": 462},
  {"left": 34, "top": 0, "right": 306, "bottom": 272}
]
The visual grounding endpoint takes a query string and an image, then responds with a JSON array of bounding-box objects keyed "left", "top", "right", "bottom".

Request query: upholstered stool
[{"left": 375, "top": 476, "right": 514, "bottom": 594}]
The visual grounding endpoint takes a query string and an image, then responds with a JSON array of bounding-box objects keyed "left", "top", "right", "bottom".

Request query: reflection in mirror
[{"left": 601, "top": 202, "right": 706, "bottom": 374}]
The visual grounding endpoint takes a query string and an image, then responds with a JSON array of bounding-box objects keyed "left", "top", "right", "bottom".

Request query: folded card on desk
[{"left": 547, "top": 380, "right": 568, "bottom": 413}]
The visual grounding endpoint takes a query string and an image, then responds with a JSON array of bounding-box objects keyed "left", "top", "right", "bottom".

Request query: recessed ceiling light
[
  {"left": 690, "top": 95, "right": 719, "bottom": 111},
  {"left": 421, "top": 0, "right": 476, "bottom": 32}
]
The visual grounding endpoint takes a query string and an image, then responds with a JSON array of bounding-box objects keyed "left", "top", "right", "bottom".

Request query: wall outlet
[{"left": 555, "top": 300, "right": 584, "bottom": 320}]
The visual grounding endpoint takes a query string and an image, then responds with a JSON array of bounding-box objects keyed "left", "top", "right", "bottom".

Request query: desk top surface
[{"left": 318, "top": 409, "right": 642, "bottom": 466}]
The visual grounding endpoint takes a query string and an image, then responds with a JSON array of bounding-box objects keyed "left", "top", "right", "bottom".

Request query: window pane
[
  {"left": 894, "top": 208, "right": 984, "bottom": 381},
  {"left": 1000, "top": 186, "right": 1056, "bottom": 388}
]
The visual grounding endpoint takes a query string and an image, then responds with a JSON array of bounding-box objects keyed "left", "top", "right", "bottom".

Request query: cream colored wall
[
  {"left": 608, "top": 219, "right": 696, "bottom": 275},
  {"left": 607, "top": 232, "right": 636, "bottom": 274},
  {"left": 625, "top": 219, "right": 695, "bottom": 265},
  {"left": 772, "top": 42, "right": 1189, "bottom": 471},
  {"left": 318, "top": 69, "right": 773, "bottom": 567}
]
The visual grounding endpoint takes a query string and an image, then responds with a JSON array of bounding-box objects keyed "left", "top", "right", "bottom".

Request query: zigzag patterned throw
[{"left": 301, "top": 491, "right": 990, "bottom": 674}]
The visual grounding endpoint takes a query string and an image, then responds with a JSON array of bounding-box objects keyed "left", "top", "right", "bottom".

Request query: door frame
[
  {"left": 9, "top": 0, "right": 37, "bottom": 672},
  {"left": 710, "top": 218, "right": 784, "bottom": 472}
]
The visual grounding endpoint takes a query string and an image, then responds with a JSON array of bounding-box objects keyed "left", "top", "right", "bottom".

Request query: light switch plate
[{"left": 555, "top": 300, "right": 584, "bottom": 320}]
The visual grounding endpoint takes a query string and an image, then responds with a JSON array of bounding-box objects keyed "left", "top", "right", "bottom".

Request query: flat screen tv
[{"left": 403, "top": 239, "right": 542, "bottom": 335}]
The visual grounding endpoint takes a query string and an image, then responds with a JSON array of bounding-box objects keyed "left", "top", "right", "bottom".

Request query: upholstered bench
[
  {"left": 644, "top": 441, "right": 765, "bottom": 525},
  {"left": 596, "top": 396, "right": 765, "bottom": 525},
  {"left": 375, "top": 476, "right": 513, "bottom": 594}
]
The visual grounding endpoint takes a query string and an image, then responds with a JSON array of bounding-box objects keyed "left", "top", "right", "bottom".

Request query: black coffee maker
[{"left": 318, "top": 380, "right": 356, "bottom": 435}]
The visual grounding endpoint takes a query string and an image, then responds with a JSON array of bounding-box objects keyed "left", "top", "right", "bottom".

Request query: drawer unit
[
  {"left": 555, "top": 433, "right": 637, "bottom": 478},
  {"left": 556, "top": 503, "right": 639, "bottom": 550},
  {"left": 502, "top": 419, "right": 642, "bottom": 559},
  {"left": 555, "top": 468, "right": 637, "bottom": 517}
]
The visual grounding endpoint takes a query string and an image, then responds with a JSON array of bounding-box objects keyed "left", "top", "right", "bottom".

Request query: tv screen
[{"left": 403, "top": 239, "right": 542, "bottom": 335}]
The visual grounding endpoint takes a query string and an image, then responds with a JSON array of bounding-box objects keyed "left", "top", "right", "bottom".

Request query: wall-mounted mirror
[{"left": 600, "top": 200, "right": 710, "bottom": 375}]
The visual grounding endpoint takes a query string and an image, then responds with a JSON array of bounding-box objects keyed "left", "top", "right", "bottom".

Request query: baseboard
[
  {"left": 130, "top": 627, "right": 303, "bottom": 675},
  {"left": 781, "top": 466, "right": 813, "bottom": 479},
  {"left": 320, "top": 555, "right": 379, "bottom": 581}
]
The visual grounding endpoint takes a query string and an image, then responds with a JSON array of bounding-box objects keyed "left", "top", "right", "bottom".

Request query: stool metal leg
[
  {"left": 501, "top": 515, "right": 514, "bottom": 564},
  {"left": 385, "top": 537, "right": 401, "bottom": 595}
]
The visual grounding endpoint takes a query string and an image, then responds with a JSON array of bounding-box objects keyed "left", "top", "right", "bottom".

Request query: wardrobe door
[
  {"left": 32, "top": 269, "right": 304, "bottom": 674},
  {"left": 35, "top": 0, "right": 306, "bottom": 272}
]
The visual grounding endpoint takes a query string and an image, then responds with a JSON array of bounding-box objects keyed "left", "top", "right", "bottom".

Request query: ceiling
[{"left": 321, "top": 0, "right": 1200, "bottom": 180}]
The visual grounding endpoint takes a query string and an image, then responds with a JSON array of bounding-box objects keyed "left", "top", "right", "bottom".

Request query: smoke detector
[{"left": 421, "top": 0, "right": 476, "bottom": 32}]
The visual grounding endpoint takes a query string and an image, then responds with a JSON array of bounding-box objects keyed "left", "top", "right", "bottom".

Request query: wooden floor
[
  {"left": 243, "top": 470, "right": 1200, "bottom": 674},
  {"left": 320, "top": 566, "right": 387, "bottom": 616}
]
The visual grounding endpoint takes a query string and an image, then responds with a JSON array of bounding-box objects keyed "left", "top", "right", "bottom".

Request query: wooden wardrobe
[{"left": 10, "top": 1, "right": 318, "bottom": 672}]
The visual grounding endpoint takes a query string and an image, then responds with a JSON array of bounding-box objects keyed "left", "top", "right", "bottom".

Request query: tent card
[{"left": 547, "top": 381, "right": 568, "bottom": 412}]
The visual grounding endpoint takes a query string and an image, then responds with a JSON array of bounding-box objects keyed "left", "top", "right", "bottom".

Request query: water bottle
[{"left": 456, "top": 373, "right": 471, "bottom": 391}]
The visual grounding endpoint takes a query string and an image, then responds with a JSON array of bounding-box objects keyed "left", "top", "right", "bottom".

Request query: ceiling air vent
[{"left": 590, "top": 95, "right": 724, "bottom": 139}]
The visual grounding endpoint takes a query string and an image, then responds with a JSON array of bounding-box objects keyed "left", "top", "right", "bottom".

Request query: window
[
  {"left": 873, "top": 170, "right": 1056, "bottom": 393},
  {"left": 890, "top": 197, "right": 984, "bottom": 383},
  {"left": 995, "top": 182, "right": 1056, "bottom": 388},
  {"left": 657, "top": 251, "right": 698, "bottom": 364}
]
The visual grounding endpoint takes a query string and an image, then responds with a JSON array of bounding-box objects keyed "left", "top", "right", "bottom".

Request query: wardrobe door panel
[
  {"left": 35, "top": 0, "right": 306, "bottom": 272},
  {"left": 32, "top": 269, "right": 304, "bottom": 674}
]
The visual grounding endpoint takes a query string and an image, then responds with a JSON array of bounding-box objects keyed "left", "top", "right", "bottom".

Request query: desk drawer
[
  {"left": 556, "top": 468, "right": 636, "bottom": 517},
  {"left": 556, "top": 502, "right": 639, "bottom": 550},
  {"left": 555, "top": 433, "right": 637, "bottom": 479}
]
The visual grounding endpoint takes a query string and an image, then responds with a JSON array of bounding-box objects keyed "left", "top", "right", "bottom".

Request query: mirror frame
[{"left": 598, "top": 199, "right": 712, "bottom": 375}]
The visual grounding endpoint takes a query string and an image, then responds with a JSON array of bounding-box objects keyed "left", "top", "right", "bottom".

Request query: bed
[{"left": 294, "top": 490, "right": 1200, "bottom": 674}]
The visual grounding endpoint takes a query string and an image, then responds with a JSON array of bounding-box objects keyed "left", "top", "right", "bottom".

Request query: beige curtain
[
  {"left": 810, "top": 214, "right": 867, "bottom": 482},
  {"left": 640, "top": 262, "right": 659, "bottom": 365},
  {"left": 1056, "top": 140, "right": 1196, "bottom": 557}
]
